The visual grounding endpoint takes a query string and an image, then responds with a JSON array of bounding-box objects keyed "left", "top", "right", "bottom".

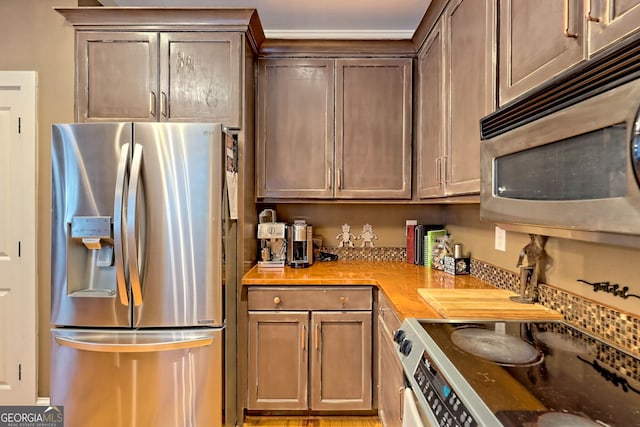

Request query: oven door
[
  {"left": 402, "top": 387, "right": 434, "bottom": 427},
  {"left": 480, "top": 78, "right": 640, "bottom": 242}
]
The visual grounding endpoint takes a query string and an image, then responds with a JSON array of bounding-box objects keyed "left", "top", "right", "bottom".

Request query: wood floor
[{"left": 242, "top": 416, "right": 382, "bottom": 427}]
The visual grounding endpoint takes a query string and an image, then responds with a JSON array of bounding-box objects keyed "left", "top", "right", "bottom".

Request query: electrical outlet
[{"left": 495, "top": 226, "right": 506, "bottom": 251}]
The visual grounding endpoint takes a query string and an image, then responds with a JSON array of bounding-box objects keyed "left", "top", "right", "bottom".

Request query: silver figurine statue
[{"left": 511, "top": 234, "right": 546, "bottom": 304}]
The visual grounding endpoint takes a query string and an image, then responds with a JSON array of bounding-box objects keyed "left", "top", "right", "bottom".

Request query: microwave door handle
[
  {"left": 126, "top": 144, "right": 144, "bottom": 307},
  {"left": 113, "top": 143, "right": 130, "bottom": 306}
]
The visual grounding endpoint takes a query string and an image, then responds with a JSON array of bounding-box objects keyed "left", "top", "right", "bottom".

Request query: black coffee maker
[{"left": 287, "top": 220, "right": 313, "bottom": 268}]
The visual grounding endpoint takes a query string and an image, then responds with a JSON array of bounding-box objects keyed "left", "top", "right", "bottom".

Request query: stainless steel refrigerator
[{"left": 50, "top": 122, "right": 230, "bottom": 427}]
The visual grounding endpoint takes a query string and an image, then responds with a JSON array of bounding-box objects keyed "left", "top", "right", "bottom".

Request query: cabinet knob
[
  {"left": 339, "top": 296, "right": 347, "bottom": 305},
  {"left": 273, "top": 296, "right": 281, "bottom": 305}
]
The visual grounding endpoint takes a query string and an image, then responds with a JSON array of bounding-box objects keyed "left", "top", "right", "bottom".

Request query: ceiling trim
[{"left": 263, "top": 29, "right": 415, "bottom": 40}]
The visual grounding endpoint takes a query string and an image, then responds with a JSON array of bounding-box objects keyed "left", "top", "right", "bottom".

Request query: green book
[{"left": 425, "top": 229, "right": 447, "bottom": 268}]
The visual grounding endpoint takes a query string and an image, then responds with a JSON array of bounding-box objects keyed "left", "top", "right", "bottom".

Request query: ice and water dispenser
[{"left": 66, "top": 216, "right": 116, "bottom": 297}]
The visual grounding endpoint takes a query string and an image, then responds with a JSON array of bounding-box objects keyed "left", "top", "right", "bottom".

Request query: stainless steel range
[{"left": 395, "top": 318, "right": 640, "bottom": 426}]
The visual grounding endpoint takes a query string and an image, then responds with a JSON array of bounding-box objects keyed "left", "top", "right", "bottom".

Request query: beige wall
[
  {"left": 272, "top": 203, "right": 445, "bottom": 248},
  {"left": 0, "top": 0, "right": 76, "bottom": 397}
]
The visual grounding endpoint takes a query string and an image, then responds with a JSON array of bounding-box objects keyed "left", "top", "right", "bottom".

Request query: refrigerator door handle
[
  {"left": 113, "top": 143, "right": 130, "bottom": 306},
  {"left": 55, "top": 335, "right": 214, "bottom": 353},
  {"left": 127, "top": 143, "right": 144, "bottom": 307}
]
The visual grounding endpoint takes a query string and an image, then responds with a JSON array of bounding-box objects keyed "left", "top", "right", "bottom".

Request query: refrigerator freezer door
[
  {"left": 130, "top": 123, "right": 224, "bottom": 327},
  {"left": 51, "top": 123, "right": 132, "bottom": 327},
  {"left": 50, "top": 328, "right": 223, "bottom": 427}
]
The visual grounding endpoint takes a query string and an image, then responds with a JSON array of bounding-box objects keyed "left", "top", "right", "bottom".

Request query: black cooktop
[{"left": 419, "top": 320, "right": 640, "bottom": 426}]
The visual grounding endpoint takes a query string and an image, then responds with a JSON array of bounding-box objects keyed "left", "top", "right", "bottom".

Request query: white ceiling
[{"left": 97, "top": 0, "right": 432, "bottom": 39}]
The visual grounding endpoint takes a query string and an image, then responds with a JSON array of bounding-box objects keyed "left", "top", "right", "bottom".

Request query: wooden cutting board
[{"left": 417, "top": 288, "right": 564, "bottom": 320}]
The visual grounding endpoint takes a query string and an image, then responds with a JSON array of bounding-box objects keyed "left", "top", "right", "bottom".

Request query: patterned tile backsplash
[
  {"left": 471, "top": 257, "right": 640, "bottom": 384},
  {"left": 320, "top": 246, "right": 407, "bottom": 261},
  {"left": 326, "top": 247, "right": 640, "bottom": 377},
  {"left": 471, "top": 258, "right": 640, "bottom": 357}
]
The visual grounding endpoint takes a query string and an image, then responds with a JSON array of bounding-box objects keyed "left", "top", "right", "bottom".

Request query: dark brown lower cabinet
[
  {"left": 247, "top": 287, "right": 372, "bottom": 411},
  {"left": 310, "top": 311, "right": 372, "bottom": 410},
  {"left": 377, "top": 316, "right": 404, "bottom": 426},
  {"left": 248, "top": 311, "right": 309, "bottom": 410},
  {"left": 377, "top": 293, "right": 404, "bottom": 427}
]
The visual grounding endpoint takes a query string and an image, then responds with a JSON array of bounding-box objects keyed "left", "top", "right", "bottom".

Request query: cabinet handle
[
  {"left": 315, "top": 323, "right": 320, "bottom": 350},
  {"left": 161, "top": 91, "right": 168, "bottom": 117},
  {"left": 273, "top": 296, "right": 281, "bottom": 305},
  {"left": 441, "top": 156, "right": 448, "bottom": 184},
  {"left": 435, "top": 157, "right": 441, "bottom": 184},
  {"left": 339, "top": 296, "right": 347, "bottom": 305},
  {"left": 564, "top": 0, "right": 579, "bottom": 38},
  {"left": 328, "top": 168, "right": 332, "bottom": 190},
  {"left": 337, "top": 168, "right": 343, "bottom": 190},
  {"left": 149, "top": 92, "right": 156, "bottom": 117},
  {"left": 399, "top": 386, "right": 405, "bottom": 421},
  {"left": 301, "top": 324, "right": 306, "bottom": 350},
  {"left": 586, "top": 4, "right": 600, "bottom": 22}
]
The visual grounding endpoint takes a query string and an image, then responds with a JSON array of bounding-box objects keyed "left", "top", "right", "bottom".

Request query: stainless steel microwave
[{"left": 480, "top": 77, "right": 640, "bottom": 247}]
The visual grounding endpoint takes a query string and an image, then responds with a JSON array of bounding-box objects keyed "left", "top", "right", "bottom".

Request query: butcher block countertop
[{"left": 241, "top": 261, "right": 563, "bottom": 321}]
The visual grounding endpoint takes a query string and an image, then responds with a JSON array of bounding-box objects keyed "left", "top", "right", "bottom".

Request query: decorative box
[{"left": 443, "top": 256, "right": 470, "bottom": 275}]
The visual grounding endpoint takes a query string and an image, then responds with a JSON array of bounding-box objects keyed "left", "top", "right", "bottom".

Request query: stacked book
[{"left": 406, "top": 221, "right": 446, "bottom": 267}]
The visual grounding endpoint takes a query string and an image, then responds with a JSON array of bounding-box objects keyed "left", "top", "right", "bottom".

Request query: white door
[{"left": 0, "top": 71, "right": 37, "bottom": 404}]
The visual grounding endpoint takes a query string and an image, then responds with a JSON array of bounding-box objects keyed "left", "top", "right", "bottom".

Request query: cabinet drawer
[{"left": 248, "top": 287, "right": 372, "bottom": 311}]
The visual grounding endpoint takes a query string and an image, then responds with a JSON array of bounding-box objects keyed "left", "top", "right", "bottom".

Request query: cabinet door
[
  {"left": 256, "top": 59, "right": 335, "bottom": 198},
  {"left": 247, "top": 311, "right": 308, "bottom": 410},
  {"left": 160, "top": 32, "right": 242, "bottom": 126},
  {"left": 588, "top": 0, "right": 640, "bottom": 55},
  {"left": 310, "top": 311, "right": 372, "bottom": 410},
  {"left": 76, "top": 32, "right": 158, "bottom": 122},
  {"left": 378, "top": 317, "right": 404, "bottom": 427},
  {"left": 416, "top": 21, "right": 446, "bottom": 198},
  {"left": 445, "top": 0, "right": 496, "bottom": 196},
  {"left": 335, "top": 59, "right": 412, "bottom": 199},
  {"left": 499, "top": 0, "right": 584, "bottom": 105}
]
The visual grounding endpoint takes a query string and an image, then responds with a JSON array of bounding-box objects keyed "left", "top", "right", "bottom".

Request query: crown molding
[{"left": 264, "top": 29, "right": 414, "bottom": 40}]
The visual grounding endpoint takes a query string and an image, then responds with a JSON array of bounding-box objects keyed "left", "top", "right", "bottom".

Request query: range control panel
[
  {"left": 394, "top": 319, "right": 498, "bottom": 427},
  {"left": 414, "top": 352, "right": 477, "bottom": 427}
]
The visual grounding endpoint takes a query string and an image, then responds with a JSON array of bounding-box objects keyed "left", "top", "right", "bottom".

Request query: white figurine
[
  {"left": 358, "top": 224, "right": 378, "bottom": 247},
  {"left": 336, "top": 223, "right": 356, "bottom": 248}
]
